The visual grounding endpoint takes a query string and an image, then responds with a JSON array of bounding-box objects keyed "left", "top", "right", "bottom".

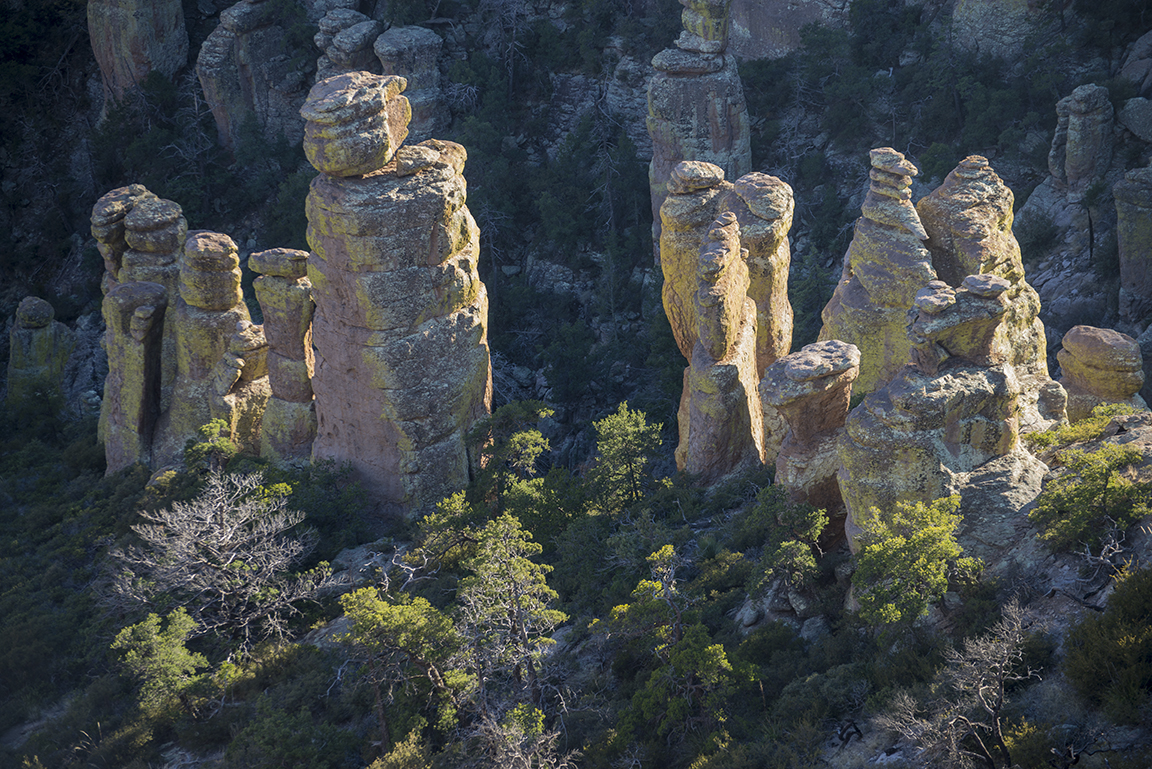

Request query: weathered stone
[
  {"left": 301, "top": 72, "right": 411, "bottom": 177},
  {"left": 1048, "top": 84, "right": 1114, "bottom": 200},
  {"left": 208, "top": 320, "right": 272, "bottom": 454},
  {"left": 7, "top": 297, "right": 76, "bottom": 405},
  {"left": 696, "top": 213, "right": 747, "bottom": 361},
  {"left": 1115, "top": 168, "right": 1152, "bottom": 325},
  {"left": 1058, "top": 325, "right": 1148, "bottom": 421},
  {"left": 726, "top": 0, "right": 847, "bottom": 60},
  {"left": 91, "top": 184, "right": 158, "bottom": 287},
  {"left": 679, "top": 0, "right": 732, "bottom": 52},
  {"left": 1118, "top": 98, "right": 1152, "bottom": 143},
  {"left": 87, "top": 0, "right": 188, "bottom": 104},
  {"left": 1120, "top": 29, "right": 1152, "bottom": 96},
  {"left": 820, "top": 148, "right": 935, "bottom": 395},
  {"left": 375, "top": 26, "right": 448, "bottom": 143},
  {"left": 762, "top": 340, "right": 860, "bottom": 511},
  {"left": 100, "top": 282, "right": 167, "bottom": 474},
  {"left": 952, "top": 0, "right": 1053, "bottom": 61}
]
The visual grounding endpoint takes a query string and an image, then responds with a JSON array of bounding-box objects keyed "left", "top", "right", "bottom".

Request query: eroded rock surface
[
  {"left": 1114, "top": 167, "right": 1152, "bottom": 325},
  {"left": 7, "top": 297, "right": 76, "bottom": 405},
  {"left": 1058, "top": 325, "right": 1148, "bottom": 421},
  {"left": 1048, "top": 84, "right": 1114, "bottom": 201},
  {"left": 375, "top": 26, "right": 448, "bottom": 142},
  {"left": 88, "top": 0, "right": 188, "bottom": 104},
  {"left": 301, "top": 71, "right": 411, "bottom": 177}
]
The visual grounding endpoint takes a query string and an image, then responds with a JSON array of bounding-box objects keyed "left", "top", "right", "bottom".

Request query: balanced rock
[
  {"left": 303, "top": 81, "right": 491, "bottom": 515},
  {"left": 819, "top": 148, "right": 936, "bottom": 395},
  {"left": 761, "top": 340, "right": 859, "bottom": 512},
  {"left": 375, "top": 26, "right": 448, "bottom": 142},
  {"left": 100, "top": 282, "right": 167, "bottom": 474},
  {"left": 90, "top": 184, "right": 158, "bottom": 291},
  {"left": 1114, "top": 168, "right": 1152, "bottom": 325},
  {"left": 1049, "top": 84, "right": 1114, "bottom": 200},
  {"left": 87, "top": 0, "right": 188, "bottom": 104},
  {"left": 1058, "top": 326, "right": 1147, "bottom": 421},
  {"left": 6, "top": 297, "right": 75, "bottom": 405},
  {"left": 678, "top": 0, "right": 732, "bottom": 53},
  {"left": 678, "top": 213, "right": 764, "bottom": 481},
  {"left": 252, "top": 248, "right": 317, "bottom": 460}
]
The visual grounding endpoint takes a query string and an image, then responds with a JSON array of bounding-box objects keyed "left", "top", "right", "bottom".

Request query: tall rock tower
[{"left": 301, "top": 71, "right": 492, "bottom": 517}]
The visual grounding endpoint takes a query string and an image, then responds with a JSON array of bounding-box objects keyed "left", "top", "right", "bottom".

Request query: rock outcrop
[
  {"left": 1058, "top": 325, "right": 1147, "bottom": 421},
  {"left": 951, "top": 0, "right": 1055, "bottom": 62},
  {"left": 761, "top": 340, "right": 859, "bottom": 512},
  {"left": 1114, "top": 167, "right": 1152, "bottom": 325},
  {"left": 87, "top": 0, "right": 188, "bottom": 105},
  {"left": 315, "top": 9, "right": 383, "bottom": 81},
  {"left": 838, "top": 275, "right": 1042, "bottom": 551},
  {"left": 647, "top": 0, "right": 751, "bottom": 248},
  {"left": 196, "top": 0, "right": 315, "bottom": 149},
  {"left": 677, "top": 213, "right": 764, "bottom": 481},
  {"left": 726, "top": 0, "right": 846, "bottom": 60},
  {"left": 303, "top": 72, "right": 492, "bottom": 515},
  {"left": 819, "top": 148, "right": 935, "bottom": 396},
  {"left": 1048, "top": 84, "right": 1114, "bottom": 201},
  {"left": 6, "top": 297, "right": 75, "bottom": 405},
  {"left": 916, "top": 155, "right": 1064, "bottom": 432},
  {"left": 374, "top": 26, "right": 448, "bottom": 143},
  {"left": 251, "top": 248, "right": 317, "bottom": 460}
]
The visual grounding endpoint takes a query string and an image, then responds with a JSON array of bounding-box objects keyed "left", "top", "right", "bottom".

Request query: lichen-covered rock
[
  {"left": 301, "top": 72, "right": 411, "bottom": 177},
  {"left": 1115, "top": 168, "right": 1152, "bottom": 325},
  {"left": 314, "top": 8, "right": 374, "bottom": 79},
  {"left": 252, "top": 248, "right": 317, "bottom": 460},
  {"left": 1048, "top": 84, "right": 1114, "bottom": 200},
  {"left": 916, "top": 155, "right": 1062, "bottom": 431},
  {"left": 208, "top": 320, "right": 272, "bottom": 455},
  {"left": 678, "top": 0, "right": 732, "bottom": 53},
  {"left": 819, "top": 148, "right": 935, "bottom": 395},
  {"left": 304, "top": 115, "right": 491, "bottom": 515},
  {"left": 7, "top": 297, "right": 76, "bottom": 405},
  {"left": 196, "top": 0, "right": 314, "bottom": 149},
  {"left": 374, "top": 26, "right": 448, "bottom": 143},
  {"left": 677, "top": 214, "right": 764, "bottom": 481},
  {"left": 1058, "top": 325, "right": 1148, "bottom": 421},
  {"left": 151, "top": 231, "right": 252, "bottom": 466},
  {"left": 100, "top": 282, "right": 167, "bottom": 474},
  {"left": 87, "top": 0, "right": 188, "bottom": 104},
  {"left": 762, "top": 340, "right": 859, "bottom": 511},
  {"left": 91, "top": 184, "right": 158, "bottom": 290}
]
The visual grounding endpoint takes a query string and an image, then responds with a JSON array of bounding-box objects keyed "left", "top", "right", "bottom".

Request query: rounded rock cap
[
  {"left": 781, "top": 340, "right": 861, "bottom": 382},
  {"left": 669, "top": 160, "right": 725, "bottom": 194},
  {"left": 250, "top": 248, "right": 309, "bottom": 278},
  {"left": 184, "top": 231, "right": 240, "bottom": 270},
  {"left": 16, "top": 296, "right": 54, "bottom": 328},
  {"left": 125, "top": 198, "right": 184, "bottom": 232},
  {"left": 1062, "top": 325, "right": 1142, "bottom": 371}
]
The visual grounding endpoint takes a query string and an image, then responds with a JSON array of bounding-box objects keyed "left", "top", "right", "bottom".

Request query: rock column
[
  {"left": 252, "top": 248, "right": 318, "bottom": 460},
  {"left": 375, "top": 26, "right": 448, "bottom": 142},
  {"left": 87, "top": 0, "right": 188, "bottom": 105},
  {"left": 1048, "top": 84, "right": 1114, "bottom": 201},
  {"left": 90, "top": 184, "right": 158, "bottom": 293},
  {"left": 6, "top": 297, "right": 75, "bottom": 405},
  {"left": 208, "top": 320, "right": 271, "bottom": 455},
  {"left": 1058, "top": 326, "right": 1147, "bottom": 421},
  {"left": 302, "top": 72, "right": 492, "bottom": 516},
  {"left": 1114, "top": 168, "right": 1152, "bottom": 325}
]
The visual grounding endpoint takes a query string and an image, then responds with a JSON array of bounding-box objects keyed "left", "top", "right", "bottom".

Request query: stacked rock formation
[
  {"left": 917, "top": 155, "right": 1065, "bottom": 432},
  {"left": 252, "top": 248, "right": 317, "bottom": 460},
  {"left": 819, "top": 148, "right": 936, "bottom": 396},
  {"left": 1058, "top": 326, "right": 1148, "bottom": 422},
  {"left": 152, "top": 231, "right": 255, "bottom": 466},
  {"left": 678, "top": 213, "right": 764, "bottom": 481},
  {"left": 1114, "top": 167, "right": 1152, "bottom": 325},
  {"left": 90, "top": 184, "right": 159, "bottom": 293},
  {"left": 101, "top": 282, "right": 167, "bottom": 474},
  {"left": 375, "top": 26, "right": 448, "bottom": 142},
  {"left": 838, "top": 275, "right": 1037, "bottom": 551},
  {"left": 647, "top": 0, "right": 751, "bottom": 248},
  {"left": 1049, "top": 84, "right": 1114, "bottom": 202},
  {"left": 315, "top": 9, "right": 383, "bottom": 80},
  {"left": 208, "top": 319, "right": 271, "bottom": 453},
  {"left": 6, "top": 297, "right": 76, "bottom": 405},
  {"left": 761, "top": 340, "right": 859, "bottom": 512},
  {"left": 302, "top": 71, "right": 492, "bottom": 515},
  {"left": 197, "top": 0, "right": 314, "bottom": 149},
  {"left": 87, "top": 0, "right": 188, "bottom": 105}
]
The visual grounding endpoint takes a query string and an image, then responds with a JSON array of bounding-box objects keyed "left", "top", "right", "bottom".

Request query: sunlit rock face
[
  {"left": 88, "top": 0, "right": 188, "bottom": 105},
  {"left": 374, "top": 26, "right": 448, "bottom": 143},
  {"left": 1048, "top": 84, "right": 1114, "bottom": 201},
  {"left": 819, "top": 148, "right": 936, "bottom": 396},
  {"left": 1058, "top": 325, "right": 1148, "bottom": 422},
  {"left": 302, "top": 72, "right": 491, "bottom": 517}
]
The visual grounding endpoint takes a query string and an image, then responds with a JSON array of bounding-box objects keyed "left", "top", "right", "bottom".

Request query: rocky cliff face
[
  {"left": 302, "top": 71, "right": 492, "bottom": 516},
  {"left": 87, "top": 0, "right": 188, "bottom": 105},
  {"left": 1114, "top": 167, "right": 1152, "bottom": 325},
  {"left": 726, "top": 0, "right": 846, "bottom": 60}
]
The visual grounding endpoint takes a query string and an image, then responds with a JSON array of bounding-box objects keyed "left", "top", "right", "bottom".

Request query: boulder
[
  {"left": 87, "top": 0, "right": 188, "bottom": 104},
  {"left": 90, "top": 184, "right": 158, "bottom": 291},
  {"left": 6, "top": 297, "right": 75, "bottom": 405},
  {"left": 1114, "top": 167, "right": 1152, "bottom": 325},
  {"left": 1120, "top": 29, "right": 1152, "bottom": 96},
  {"left": 301, "top": 72, "right": 411, "bottom": 177},
  {"left": 1117, "top": 98, "right": 1152, "bottom": 143},
  {"left": 1058, "top": 325, "right": 1147, "bottom": 421}
]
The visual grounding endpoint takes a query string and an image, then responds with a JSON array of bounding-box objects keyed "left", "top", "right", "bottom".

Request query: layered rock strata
[
  {"left": 6, "top": 297, "right": 76, "bottom": 405},
  {"left": 917, "top": 155, "right": 1064, "bottom": 432},
  {"left": 819, "top": 148, "right": 935, "bottom": 395},
  {"left": 208, "top": 320, "right": 272, "bottom": 454},
  {"left": 761, "top": 340, "right": 859, "bottom": 512},
  {"left": 87, "top": 0, "right": 188, "bottom": 104},
  {"left": 647, "top": 0, "right": 751, "bottom": 249},
  {"left": 1114, "top": 167, "right": 1152, "bottom": 325},
  {"left": 90, "top": 184, "right": 158, "bottom": 293},
  {"left": 197, "top": 0, "right": 314, "bottom": 149},
  {"left": 1058, "top": 325, "right": 1148, "bottom": 421},
  {"left": 838, "top": 275, "right": 1038, "bottom": 551},
  {"left": 100, "top": 282, "right": 167, "bottom": 474},
  {"left": 1048, "top": 84, "right": 1114, "bottom": 201},
  {"left": 152, "top": 231, "right": 253, "bottom": 466},
  {"left": 252, "top": 248, "right": 317, "bottom": 460},
  {"left": 677, "top": 213, "right": 764, "bottom": 481},
  {"left": 374, "top": 26, "right": 448, "bottom": 142},
  {"left": 302, "top": 72, "right": 491, "bottom": 515}
]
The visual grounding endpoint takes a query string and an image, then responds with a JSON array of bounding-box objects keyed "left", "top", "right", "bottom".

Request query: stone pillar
[
  {"left": 101, "top": 282, "right": 167, "bottom": 474},
  {"left": 151, "top": 231, "right": 251, "bottom": 466},
  {"left": 1115, "top": 168, "right": 1152, "bottom": 325},
  {"left": 208, "top": 320, "right": 272, "bottom": 455},
  {"left": 87, "top": 0, "right": 188, "bottom": 105},
  {"left": 819, "top": 148, "right": 936, "bottom": 396},
  {"left": 1048, "top": 84, "right": 1114, "bottom": 201},
  {"left": 6, "top": 297, "right": 75, "bottom": 405},
  {"left": 761, "top": 340, "right": 859, "bottom": 512},
  {"left": 1058, "top": 326, "right": 1147, "bottom": 422},
  {"left": 316, "top": 9, "right": 383, "bottom": 80},
  {"left": 251, "top": 248, "right": 317, "bottom": 460},
  {"left": 375, "top": 26, "right": 448, "bottom": 143},
  {"left": 302, "top": 72, "right": 492, "bottom": 517},
  {"left": 90, "top": 184, "right": 158, "bottom": 294}
]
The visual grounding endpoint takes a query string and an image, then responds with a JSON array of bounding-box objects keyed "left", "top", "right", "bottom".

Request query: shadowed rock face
[
  {"left": 7, "top": 297, "right": 76, "bottom": 406},
  {"left": 88, "top": 0, "right": 188, "bottom": 105},
  {"left": 1048, "top": 84, "right": 1114, "bottom": 200},
  {"left": 1059, "top": 325, "right": 1148, "bottom": 421},
  {"left": 1115, "top": 168, "right": 1152, "bottom": 325},
  {"left": 374, "top": 26, "right": 448, "bottom": 143},
  {"left": 303, "top": 73, "right": 491, "bottom": 517}
]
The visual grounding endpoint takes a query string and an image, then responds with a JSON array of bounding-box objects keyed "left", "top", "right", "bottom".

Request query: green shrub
[{"left": 1025, "top": 402, "right": 1137, "bottom": 450}]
